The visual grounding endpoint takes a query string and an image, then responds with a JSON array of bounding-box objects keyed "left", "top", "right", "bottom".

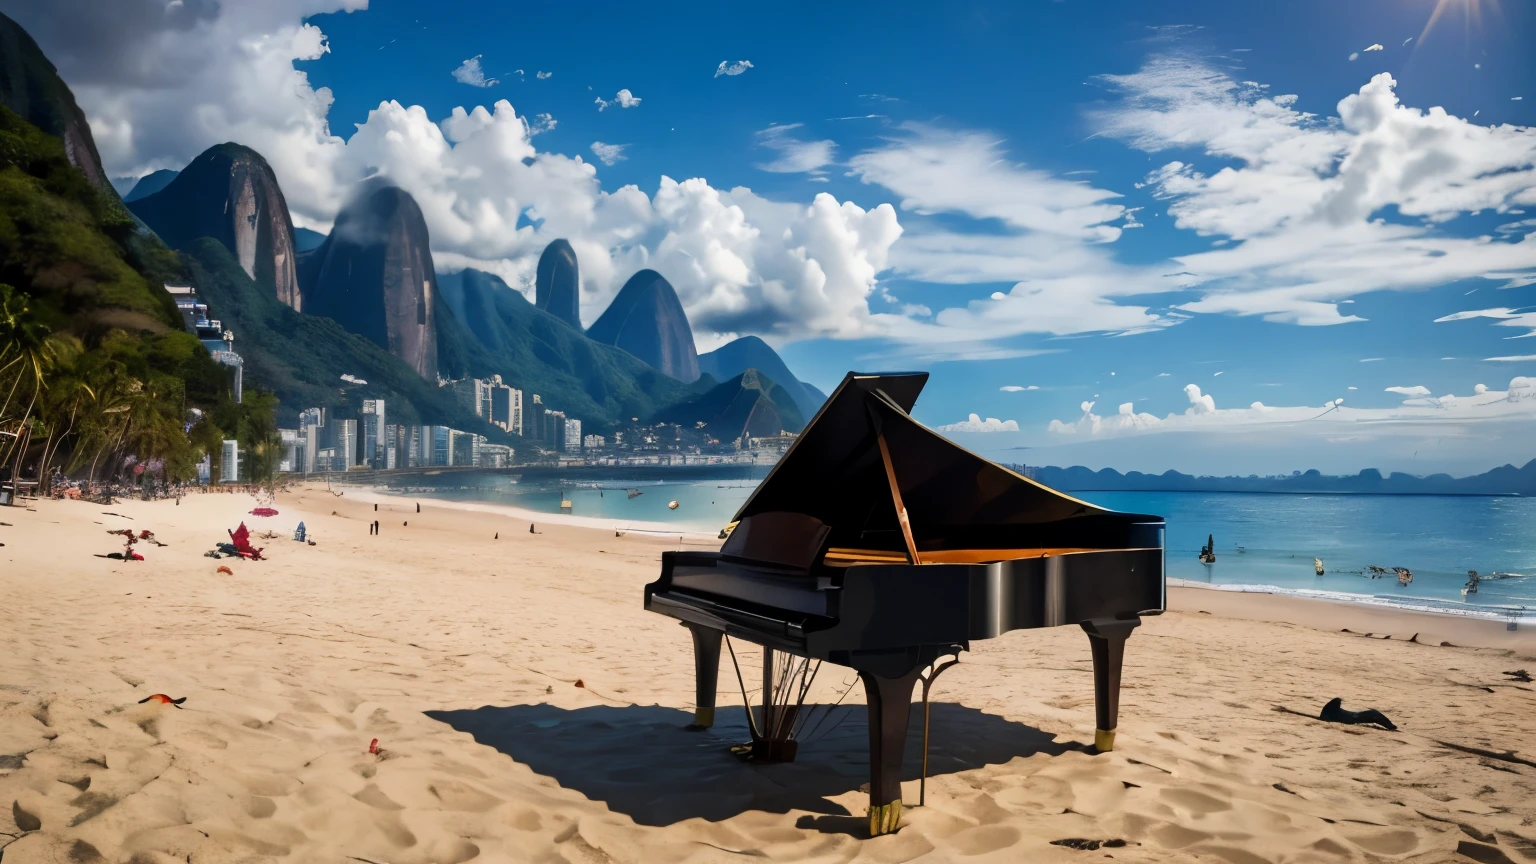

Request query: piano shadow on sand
[{"left": 425, "top": 701, "right": 1080, "bottom": 830}]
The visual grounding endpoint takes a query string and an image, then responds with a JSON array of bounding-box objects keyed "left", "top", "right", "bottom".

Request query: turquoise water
[{"left": 373, "top": 471, "right": 1535, "bottom": 614}]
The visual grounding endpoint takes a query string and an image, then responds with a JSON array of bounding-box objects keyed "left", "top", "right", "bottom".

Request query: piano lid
[{"left": 729, "top": 372, "right": 1162, "bottom": 557}]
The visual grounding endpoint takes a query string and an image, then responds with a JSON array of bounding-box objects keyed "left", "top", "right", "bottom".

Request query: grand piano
[{"left": 644, "top": 372, "right": 1164, "bottom": 835}]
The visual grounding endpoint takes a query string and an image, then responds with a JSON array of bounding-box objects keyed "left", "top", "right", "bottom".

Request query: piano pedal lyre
[{"left": 917, "top": 653, "right": 962, "bottom": 808}]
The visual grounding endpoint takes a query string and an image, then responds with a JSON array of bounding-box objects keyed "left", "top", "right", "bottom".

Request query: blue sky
[{"left": 10, "top": 0, "right": 1535, "bottom": 473}]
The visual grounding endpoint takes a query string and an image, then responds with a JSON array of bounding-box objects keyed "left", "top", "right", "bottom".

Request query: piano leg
[
  {"left": 859, "top": 668, "right": 923, "bottom": 836},
  {"left": 1080, "top": 617, "right": 1141, "bottom": 752},
  {"left": 683, "top": 623, "right": 722, "bottom": 730}
]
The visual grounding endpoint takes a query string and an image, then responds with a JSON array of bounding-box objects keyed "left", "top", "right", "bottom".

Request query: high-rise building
[
  {"left": 547, "top": 409, "right": 566, "bottom": 451},
  {"left": 431, "top": 425, "right": 452, "bottom": 466},
  {"left": 326, "top": 419, "right": 356, "bottom": 471},
  {"left": 564, "top": 418, "right": 582, "bottom": 454},
  {"left": 297, "top": 407, "right": 324, "bottom": 473},
  {"left": 527, "top": 394, "right": 544, "bottom": 441},
  {"left": 451, "top": 431, "right": 480, "bottom": 467},
  {"left": 277, "top": 429, "right": 299, "bottom": 473},
  {"left": 219, "top": 439, "right": 240, "bottom": 483},
  {"left": 361, "top": 399, "right": 386, "bottom": 468},
  {"left": 583, "top": 434, "right": 605, "bottom": 450},
  {"left": 490, "top": 379, "right": 523, "bottom": 434}
]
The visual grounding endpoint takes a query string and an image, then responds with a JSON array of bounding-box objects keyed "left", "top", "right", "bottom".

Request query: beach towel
[{"left": 250, "top": 507, "right": 279, "bottom": 517}]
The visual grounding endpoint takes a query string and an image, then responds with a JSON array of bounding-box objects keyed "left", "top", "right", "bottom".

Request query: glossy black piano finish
[{"left": 643, "top": 371, "right": 1165, "bottom": 836}]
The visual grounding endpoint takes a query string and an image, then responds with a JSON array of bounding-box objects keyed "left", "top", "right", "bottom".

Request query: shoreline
[{"left": 339, "top": 484, "right": 723, "bottom": 538}]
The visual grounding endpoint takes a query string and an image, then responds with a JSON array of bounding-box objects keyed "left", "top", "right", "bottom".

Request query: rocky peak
[
  {"left": 585, "top": 269, "right": 700, "bottom": 383},
  {"left": 535, "top": 238, "right": 582, "bottom": 329},
  {"left": 299, "top": 181, "right": 439, "bottom": 381},
  {"left": 128, "top": 143, "right": 302, "bottom": 311}
]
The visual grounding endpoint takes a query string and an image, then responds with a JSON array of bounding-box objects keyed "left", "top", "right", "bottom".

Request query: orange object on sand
[
  {"left": 138, "top": 694, "right": 186, "bottom": 708},
  {"left": 216, "top": 565, "right": 233, "bottom": 575},
  {"left": 368, "top": 738, "right": 380, "bottom": 755}
]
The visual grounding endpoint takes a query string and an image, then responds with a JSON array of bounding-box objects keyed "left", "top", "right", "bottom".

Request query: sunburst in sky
[{"left": 1417, "top": 0, "right": 1502, "bottom": 45}]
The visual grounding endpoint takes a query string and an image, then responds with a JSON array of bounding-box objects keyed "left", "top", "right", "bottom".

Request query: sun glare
[{"left": 1416, "top": 0, "right": 1501, "bottom": 46}]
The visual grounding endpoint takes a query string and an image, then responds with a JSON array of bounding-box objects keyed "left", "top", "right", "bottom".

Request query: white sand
[{"left": 2, "top": 486, "right": 1533, "bottom": 863}]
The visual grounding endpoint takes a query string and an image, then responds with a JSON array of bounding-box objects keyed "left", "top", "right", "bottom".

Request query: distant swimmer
[{"left": 1314, "top": 558, "right": 1325, "bottom": 576}]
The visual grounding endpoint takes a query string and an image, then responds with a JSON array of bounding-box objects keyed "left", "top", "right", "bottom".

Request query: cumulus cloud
[
  {"left": 536, "top": 70, "right": 553, "bottom": 80},
  {"left": 1046, "top": 379, "right": 1536, "bottom": 438},
  {"left": 1000, "top": 385, "right": 1039, "bottom": 392},
  {"left": 452, "top": 55, "right": 497, "bottom": 87},
  {"left": 1385, "top": 385, "right": 1432, "bottom": 397},
  {"left": 590, "top": 141, "right": 627, "bottom": 166},
  {"left": 754, "top": 124, "right": 835, "bottom": 175},
  {"left": 937, "top": 414, "right": 1020, "bottom": 432},
  {"left": 714, "top": 60, "right": 754, "bottom": 78},
  {"left": 1182, "top": 383, "right": 1217, "bottom": 414},
  {"left": 595, "top": 89, "right": 641, "bottom": 111},
  {"left": 527, "top": 112, "right": 557, "bottom": 136},
  {"left": 1092, "top": 55, "right": 1536, "bottom": 326}
]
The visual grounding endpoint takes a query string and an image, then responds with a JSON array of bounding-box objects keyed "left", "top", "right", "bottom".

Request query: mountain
[
  {"left": 651, "top": 369, "right": 806, "bottom": 440},
  {"left": 0, "top": 12, "right": 115, "bottom": 196},
  {"left": 128, "top": 143, "right": 302, "bottom": 310},
  {"left": 435, "top": 267, "right": 697, "bottom": 430},
  {"left": 1021, "top": 461, "right": 1536, "bottom": 497},
  {"left": 299, "top": 181, "right": 438, "bottom": 381},
  {"left": 122, "top": 169, "right": 178, "bottom": 202},
  {"left": 535, "top": 238, "right": 581, "bottom": 329},
  {"left": 697, "top": 335, "right": 826, "bottom": 420},
  {"left": 585, "top": 269, "right": 700, "bottom": 382},
  {"left": 184, "top": 237, "right": 484, "bottom": 432},
  {"left": 293, "top": 226, "right": 326, "bottom": 253}
]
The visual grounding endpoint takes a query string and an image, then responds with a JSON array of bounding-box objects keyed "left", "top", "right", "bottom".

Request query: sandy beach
[{"left": 2, "top": 486, "right": 1534, "bottom": 863}]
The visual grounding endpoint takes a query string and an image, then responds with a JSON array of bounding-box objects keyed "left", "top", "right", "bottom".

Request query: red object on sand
[
  {"left": 250, "top": 507, "right": 279, "bottom": 517},
  {"left": 138, "top": 694, "right": 186, "bottom": 707},
  {"left": 228, "top": 523, "right": 265, "bottom": 560},
  {"left": 368, "top": 738, "right": 380, "bottom": 755}
]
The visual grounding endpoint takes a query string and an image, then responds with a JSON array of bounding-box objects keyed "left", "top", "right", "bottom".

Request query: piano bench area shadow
[{"left": 425, "top": 701, "right": 1081, "bottom": 835}]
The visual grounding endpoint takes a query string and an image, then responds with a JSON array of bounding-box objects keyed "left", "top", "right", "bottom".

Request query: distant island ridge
[{"left": 1009, "top": 460, "right": 1536, "bottom": 497}]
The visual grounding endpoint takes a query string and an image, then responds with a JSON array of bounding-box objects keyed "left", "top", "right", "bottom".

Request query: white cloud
[
  {"left": 937, "top": 413, "right": 1020, "bottom": 432},
  {"left": 1046, "top": 378, "right": 1536, "bottom": 439},
  {"left": 1475, "top": 383, "right": 1489, "bottom": 394},
  {"left": 527, "top": 112, "right": 556, "bottom": 136},
  {"left": 1486, "top": 354, "right": 1536, "bottom": 362},
  {"left": 595, "top": 89, "right": 641, "bottom": 111},
  {"left": 1000, "top": 385, "right": 1039, "bottom": 392},
  {"left": 714, "top": 60, "right": 754, "bottom": 78},
  {"left": 1182, "top": 383, "right": 1216, "bottom": 414},
  {"left": 850, "top": 124, "right": 1126, "bottom": 241},
  {"left": 536, "top": 71, "right": 553, "bottom": 80},
  {"left": 1385, "top": 385, "right": 1431, "bottom": 397},
  {"left": 452, "top": 55, "right": 497, "bottom": 87},
  {"left": 590, "top": 141, "right": 627, "bottom": 166},
  {"left": 754, "top": 124, "right": 836, "bottom": 175},
  {"left": 1360, "top": 357, "right": 1384, "bottom": 362},
  {"left": 1364, "top": 43, "right": 1384, "bottom": 51},
  {"left": 1435, "top": 307, "right": 1536, "bottom": 338},
  {"left": 1349, "top": 52, "right": 1360, "bottom": 62},
  {"left": 1092, "top": 55, "right": 1536, "bottom": 326}
]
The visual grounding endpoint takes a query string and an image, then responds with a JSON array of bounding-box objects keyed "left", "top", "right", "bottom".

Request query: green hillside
[
  {"left": 436, "top": 268, "right": 701, "bottom": 432},
  {"left": 650, "top": 368, "right": 806, "bottom": 440},
  {"left": 184, "top": 238, "right": 496, "bottom": 435},
  {"left": 0, "top": 103, "right": 238, "bottom": 483}
]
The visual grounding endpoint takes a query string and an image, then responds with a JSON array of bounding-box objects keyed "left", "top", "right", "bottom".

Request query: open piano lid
[{"left": 726, "top": 372, "right": 1162, "bottom": 559}]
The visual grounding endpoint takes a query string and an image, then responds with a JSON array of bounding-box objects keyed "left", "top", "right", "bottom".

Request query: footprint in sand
[
  {"left": 354, "top": 784, "right": 405, "bottom": 810},
  {"left": 948, "top": 824, "right": 1022, "bottom": 856},
  {"left": 1160, "top": 787, "right": 1233, "bottom": 815},
  {"left": 428, "top": 780, "right": 501, "bottom": 812}
]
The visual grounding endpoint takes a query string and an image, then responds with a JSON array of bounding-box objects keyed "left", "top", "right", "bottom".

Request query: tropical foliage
[{"left": 0, "top": 104, "right": 270, "bottom": 490}]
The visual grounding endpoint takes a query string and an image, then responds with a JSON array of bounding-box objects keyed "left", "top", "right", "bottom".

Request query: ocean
[{"left": 367, "top": 469, "right": 1535, "bottom": 619}]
